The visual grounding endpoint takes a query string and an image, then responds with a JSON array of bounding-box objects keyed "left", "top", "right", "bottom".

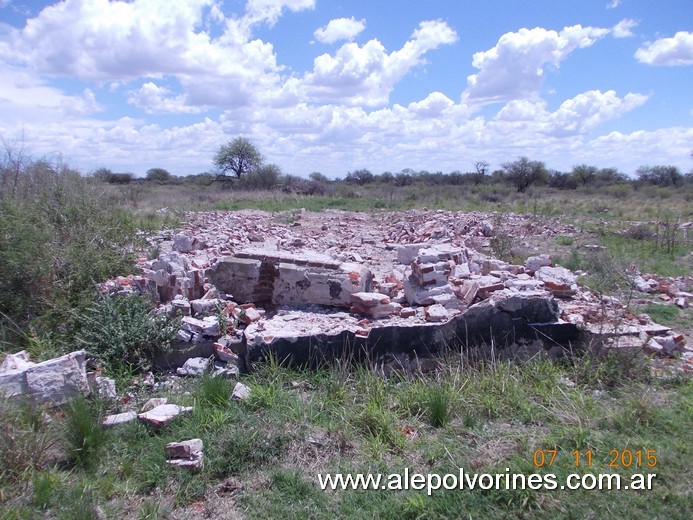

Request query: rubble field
[{"left": 96, "top": 208, "right": 691, "bottom": 375}]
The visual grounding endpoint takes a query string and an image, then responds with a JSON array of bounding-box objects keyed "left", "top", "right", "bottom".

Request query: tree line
[{"left": 92, "top": 136, "right": 693, "bottom": 192}]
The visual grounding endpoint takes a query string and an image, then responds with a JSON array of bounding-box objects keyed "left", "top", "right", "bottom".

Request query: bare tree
[{"left": 472, "top": 161, "right": 489, "bottom": 185}]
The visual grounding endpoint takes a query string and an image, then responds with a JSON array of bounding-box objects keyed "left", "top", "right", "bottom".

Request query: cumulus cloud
[
  {"left": 546, "top": 90, "right": 649, "bottom": 135},
  {"left": 127, "top": 82, "right": 204, "bottom": 114},
  {"left": 0, "top": 62, "right": 102, "bottom": 123},
  {"left": 314, "top": 17, "right": 366, "bottom": 44},
  {"left": 302, "top": 20, "right": 457, "bottom": 106},
  {"left": 494, "top": 90, "right": 648, "bottom": 136},
  {"left": 465, "top": 25, "right": 609, "bottom": 102},
  {"left": 612, "top": 18, "right": 637, "bottom": 38},
  {"left": 635, "top": 31, "right": 693, "bottom": 66},
  {"left": 244, "top": 0, "right": 315, "bottom": 27}
]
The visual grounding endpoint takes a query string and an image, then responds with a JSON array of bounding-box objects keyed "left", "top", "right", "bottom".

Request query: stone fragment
[
  {"left": 425, "top": 304, "right": 449, "bottom": 322},
  {"left": 400, "top": 307, "right": 416, "bottom": 318},
  {"left": 95, "top": 375, "right": 116, "bottom": 399},
  {"left": 181, "top": 316, "right": 220, "bottom": 336},
  {"left": 166, "top": 438, "right": 204, "bottom": 471},
  {"left": 524, "top": 254, "right": 552, "bottom": 274},
  {"left": 534, "top": 266, "right": 578, "bottom": 297},
  {"left": 631, "top": 275, "right": 654, "bottom": 293},
  {"left": 171, "top": 299, "right": 191, "bottom": 316},
  {"left": 396, "top": 243, "right": 428, "bottom": 265},
  {"left": 0, "top": 350, "right": 89, "bottom": 405},
  {"left": 190, "top": 298, "right": 223, "bottom": 315},
  {"left": 232, "top": 382, "right": 251, "bottom": 401},
  {"left": 351, "top": 292, "right": 390, "bottom": 307},
  {"left": 166, "top": 438, "right": 203, "bottom": 459},
  {"left": 455, "top": 281, "right": 479, "bottom": 306},
  {"left": 0, "top": 351, "right": 35, "bottom": 372},
  {"left": 172, "top": 234, "right": 198, "bottom": 253},
  {"left": 239, "top": 306, "right": 262, "bottom": 324},
  {"left": 176, "top": 357, "right": 210, "bottom": 377},
  {"left": 674, "top": 297, "right": 688, "bottom": 309},
  {"left": 214, "top": 342, "right": 241, "bottom": 364},
  {"left": 137, "top": 404, "right": 193, "bottom": 430},
  {"left": 102, "top": 411, "right": 137, "bottom": 428}
]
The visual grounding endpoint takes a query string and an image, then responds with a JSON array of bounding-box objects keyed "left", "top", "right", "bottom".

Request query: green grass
[{"left": 1, "top": 351, "right": 689, "bottom": 518}]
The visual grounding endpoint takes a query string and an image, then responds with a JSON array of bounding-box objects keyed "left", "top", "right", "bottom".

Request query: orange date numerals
[
  {"left": 573, "top": 449, "right": 593, "bottom": 467},
  {"left": 609, "top": 449, "right": 657, "bottom": 468},
  {"left": 533, "top": 449, "right": 557, "bottom": 467}
]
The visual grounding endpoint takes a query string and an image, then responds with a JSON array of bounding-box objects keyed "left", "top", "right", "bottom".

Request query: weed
[
  {"left": 64, "top": 395, "right": 107, "bottom": 469},
  {"left": 76, "top": 294, "right": 180, "bottom": 373},
  {"left": 31, "top": 471, "right": 57, "bottom": 509},
  {"left": 0, "top": 399, "right": 57, "bottom": 488},
  {"left": 425, "top": 383, "right": 453, "bottom": 428},
  {"left": 195, "top": 374, "right": 233, "bottom": 408},
  {"left": 556, "top": 235, "right": 574, "bottom": 246}
]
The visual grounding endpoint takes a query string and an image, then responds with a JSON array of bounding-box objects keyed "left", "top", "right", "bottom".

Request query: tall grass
[{"left": 0, "top": 147, "right": 138, "bottom": 352}]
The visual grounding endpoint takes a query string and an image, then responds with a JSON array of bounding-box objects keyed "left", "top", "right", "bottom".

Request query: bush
[
  {"left": 0, "top": 151, "right": 137, "bottom": 341},
  {"left": 76, "top": 294, "right": 179, "bottom": 373}
]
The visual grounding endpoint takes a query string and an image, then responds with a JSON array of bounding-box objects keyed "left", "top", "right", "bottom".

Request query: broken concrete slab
[
  {"left": 209, "top": 250, "right": 372, "bottom": 308},
  {"left": 534, "top": 266, "right": 578, "bottom": 297},
  {"left": 103, "top": 411, "right": 137, "bottom": 428},
  {"left": 0, "top": 350, "right": 89, "bottom": 406},
  {"left": 242, "top": 292, "right": 574, "bottom": 365},
  {"left": 137, "top": 404, "right": 193, "bottom": 430}
]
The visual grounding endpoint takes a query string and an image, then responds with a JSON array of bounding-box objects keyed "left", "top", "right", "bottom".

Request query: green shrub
[
  {"left": 64, "top": 395, "right": 107, "bottom": 469},
  {"left": 76, "top": 294, "right": 179, "bottom": 373},
  {"left": 0, "top": 152, "right": 137, "bottom": 344}
]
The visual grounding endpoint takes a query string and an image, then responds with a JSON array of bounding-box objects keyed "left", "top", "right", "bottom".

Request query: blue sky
[{"left": 0, "top": 0, "right": 691, "bottom": 178}]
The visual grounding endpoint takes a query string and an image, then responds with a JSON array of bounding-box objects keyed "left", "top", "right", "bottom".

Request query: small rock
[
  {"left": 137, "top": 404, "right": 193, "bottom": 430},
  {"left": 232, "top": 382, "right": 251, "bottom": 401},
  {"left": 524, "top": 254, "right": 552, "bottom": 274},
  {"left": 103, "top": 411, "right": 137, "bottom": 428},
  {"left": 424, "top": 304, "right": 448, "bottom": 322},
  {"left": 176, "top": 357, "right": 210, "bottom": 377},
  {"left": 166, "top": 438, "right": 203, "bottom": 471}
]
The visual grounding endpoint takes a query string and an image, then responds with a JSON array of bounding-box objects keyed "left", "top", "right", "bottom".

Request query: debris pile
[{"left": 92, "top": 209, "right": 690, "bottom": 372}]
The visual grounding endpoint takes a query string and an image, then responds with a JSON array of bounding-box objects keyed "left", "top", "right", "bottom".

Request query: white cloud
[
  {"left": 612, "top": 18, "right": 637, "bottom": 38},
  {"left": 587, "top": 127, "right": 693, "bottom": 170},
  {"left": 244, "top": 0, "right": 315, "bottom": 27},
  {"left": 635, "top": 31, "right": 693, "bottom": 66},
  {"left": 546, "top": 90, "right": 649, "bottom": 135},
  {"left": 0, "top": 62, "right": 102, "bottom": 123},
  {"left": 494, "top": 90, "right": 648, "bottom": 136},
  {"left": 302, "top": 20, "right": 457, "bottom": 106},
  {"left": 127, "top": 82, "right": 203, "bottom": 114},
  {"left": 465, "top": 25, "right": 610, "bottom": 102},
  {"left": 606, "top": 0, "right": 621, "bottom": 9},
  {"left": 314, "top": 17, "right": 366, "bottom": 44}
]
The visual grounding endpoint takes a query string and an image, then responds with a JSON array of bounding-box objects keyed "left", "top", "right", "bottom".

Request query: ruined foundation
[{"left": 96, "top": 209, "right": 688, "bottom": 371}]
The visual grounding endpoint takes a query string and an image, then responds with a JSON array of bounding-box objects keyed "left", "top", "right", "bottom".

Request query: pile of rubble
[
  {"left": 3, "top": 209, "right": 690, "bottom": 409},
  {"left": 94, "top": 209, "right": 690, "bottom": 371}
]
